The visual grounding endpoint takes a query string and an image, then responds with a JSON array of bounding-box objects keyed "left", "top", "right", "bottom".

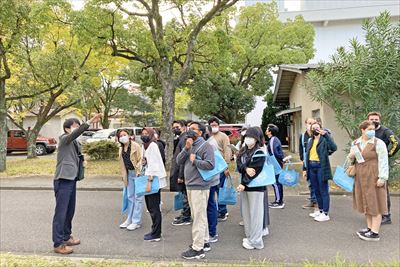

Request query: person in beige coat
[{"left": 117, "top": 129, "right": 143, "bottom": 231}]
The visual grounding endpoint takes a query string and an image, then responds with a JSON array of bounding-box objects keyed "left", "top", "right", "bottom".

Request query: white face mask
[
  {"left": 244, "top": 137, "right": 256, "bottom": 146},
  {"left": 241, "top": 130, "right": 247, "bottom": 136},
  {"left": 119, "top": 135, "right": 130, "bottom": 144},
  {"left": 211, "top": 127, "right": 219, "bottom": 134}
]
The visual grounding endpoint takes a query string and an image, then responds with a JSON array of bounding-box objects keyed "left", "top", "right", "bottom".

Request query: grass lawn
[
  {"left": 0, "top": 158, "right": 120, "bottom": 177},
  {"left": 0, "top": 253, "right": 398, "bottom": 267}
]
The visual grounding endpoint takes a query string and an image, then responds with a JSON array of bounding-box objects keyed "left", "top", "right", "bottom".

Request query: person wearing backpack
[
  {"left": 265, "top": 124, "right": 285, "bottom": 209},
  {"left": 176, "top": 121, "right": 217, "bottom": 260},
  {"left": 236, "top": 127, "right": 266, "bottom": 250}
]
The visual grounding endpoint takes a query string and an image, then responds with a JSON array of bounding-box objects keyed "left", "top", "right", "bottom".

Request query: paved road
[{"left": 0, "top": 190, "right": 399, "bottom": 264}]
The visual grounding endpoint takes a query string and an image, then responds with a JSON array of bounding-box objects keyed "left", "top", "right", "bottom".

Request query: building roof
[{"left": 273, "top": 64, "right": 318, "bottom": 104}]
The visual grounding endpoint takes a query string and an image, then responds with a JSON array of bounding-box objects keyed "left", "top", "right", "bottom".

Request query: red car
[
  {"left": 219, "top": 124, "right": 243, "bottom": 144},
  {"left": 7, "top": 130, "right": 57, "bottom": 156}
]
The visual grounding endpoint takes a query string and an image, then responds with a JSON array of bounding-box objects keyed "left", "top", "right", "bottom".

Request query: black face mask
[
  {"left": 313, "top": 130, "right": 320, "bottom": 136},
  {"left": 186, "top": 129, "right": 198, "bottom": 140},
  {"left": 172, "top": 128, "right": 182, "bottom": 136},
  {"left": 141, "top": 136, "right": 151, "bottom": 143},
  {"left": 373, "top": 121, "right": 380, "bottom": 128}
]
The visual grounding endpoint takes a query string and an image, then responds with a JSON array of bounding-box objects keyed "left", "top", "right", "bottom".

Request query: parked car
[
  {"left": 7, "top": 130, "right": 57, "bottom": 156},
  {"left": 85, "top": 129, "right": 117, "bottom": 143},
  {"left": 219, "top": 124, "right": 243, "bottom": 144},
  {"left": 77, "top": 130, "right": 96, "bottom": 144}
]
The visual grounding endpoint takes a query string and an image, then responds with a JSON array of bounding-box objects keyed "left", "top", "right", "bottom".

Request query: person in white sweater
[{"left": 140, "top": 127, "right": 167, "bottom": 242}]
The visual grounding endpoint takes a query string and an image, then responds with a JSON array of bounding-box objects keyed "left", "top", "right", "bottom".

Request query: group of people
[{"left": 51, "top": 111, "right": 399, "bottom": 258}]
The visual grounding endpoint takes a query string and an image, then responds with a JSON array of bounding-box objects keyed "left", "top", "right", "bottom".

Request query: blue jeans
[
  {"left": 217, "top": 172, "right": 228, "bottom": 216},
  {"left": 126, "top": 170, "right": 144, "bottom": 225},
  {"left": 207, "top": 185, "right": 219, "bottom": 237},
  {"left": 308, "top": 161, "right": 330, "bottom": 214},
  {"left": 307, "top": 178, "right": 317, "bottom": 203},
  {"left": 52, "top": 179, "right": 76, "bottom": 247}
]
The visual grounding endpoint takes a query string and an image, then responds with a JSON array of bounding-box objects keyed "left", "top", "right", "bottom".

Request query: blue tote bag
[
  {"left": 134, "top": 175, "right": 160, "bottom": 196},
  {"left": 333, "top": 164, "right": 354, "bottom": 192},
  {"left": 218, "top": 175, "right": 237, "bottom": 205},
  {"left": 121, "top": 186, "right": 128, "bottom": 214},
  {"left": 267, "top": 137, "right": 283, "bottom": 175},
  {"left": 195, "top": 142, "right": 228, "bottom": 181},
  {"left": 174, "top": 192, "right": 184, "bottom": 211},
  {"left": 248, "top": 151, "right": 276, "bottom": 187},
  {"left": 278, "top": 162, "right": 299, "bottom": 187}
]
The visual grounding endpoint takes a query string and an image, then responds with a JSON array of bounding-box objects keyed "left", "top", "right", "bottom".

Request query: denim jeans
[
  {"left": 307, "top": 178, "right": 317, "bottom": 203},
  {"left": 308, "top": 161, "right": 330, "bottom": 214},
  {"left": 207, "top": 185, "right": 219, "bottom": 237},
  {"left": 217, "top": 172, "right": 228, "bottom": 216},
  {"left": 126, "top": 170, "right": 144, "bottom": 225}
]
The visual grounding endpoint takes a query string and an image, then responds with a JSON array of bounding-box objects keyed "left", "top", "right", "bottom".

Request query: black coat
[{"left": 169, "top": 132, "right": 187, "bottom": 192}]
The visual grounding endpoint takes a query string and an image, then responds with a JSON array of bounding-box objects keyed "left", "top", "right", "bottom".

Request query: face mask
[
  {"left": 186, "top": 129, "right": 198, "bottom": 140},
  {"left": 141, "top": 136, "right": 151, "bottom": 143},
  {"left": 244, "top": 137, "right": 256, "bottom": 146},
  {"left": 373, "top": 121, "right": 380, "bottom": 128},
  {"left": 211, "top": 127, "right": 219, "bottom": 134},
  {"left": 241, "top": 130, "right": 247, "bottom": 136},
  {"left": 119, "top": 135, "right": 130, "bottom": 144},
  {"left": 313, "top": 130, "right": 320, "bottom": 136},
  {"left": 366, "top": 130, "right": 375, "bottom": 139},
  {"left": 173, "top": 129, "right": 181, "bottom": 136}
]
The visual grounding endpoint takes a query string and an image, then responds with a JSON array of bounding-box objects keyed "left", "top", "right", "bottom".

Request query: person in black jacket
[
  {"left": 368, "top": 112, "right": 400, "bottom": 225},
  {"left": 154, "top": 129, "right": 166, "bottom": 166},
  {"left": 169, "top": 120, "right": 192, "bottom": 226},
  {"left": 236, "top": 127, "right": 266, "bottom": 250}
]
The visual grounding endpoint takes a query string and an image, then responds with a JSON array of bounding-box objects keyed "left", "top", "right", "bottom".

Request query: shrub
[{"left": 83, "top": 141, "right": 119, "bottom": 160}]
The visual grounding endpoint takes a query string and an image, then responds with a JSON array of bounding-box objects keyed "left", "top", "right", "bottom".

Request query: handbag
[
  {"left": 248, "top": 151, "right": 276, "bottom": 187},
  {"left": 278, "top": 162, "right": 299, "bottom": 187},
  {"left": 174, "top": 192, "right": 184, "bottom": 211},
  {"left": 121, "top": 186, "right": 128, "bottom": 214},
  {"left": 134, "top": 175, "right": 160, "bottom": 196},
  {"left": 333, "top": 164, "right": 354, "bottom": 192},
  {"left": 195, "top": 141, "right": 228, "bottom": 181},
  {"left": 218, "top": 175, "right": 237, "bottom": 205}
]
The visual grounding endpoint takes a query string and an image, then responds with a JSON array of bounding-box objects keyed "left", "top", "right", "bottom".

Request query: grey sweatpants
[{"left": 241, "top": 191, "right": 264, "bottom": 249}]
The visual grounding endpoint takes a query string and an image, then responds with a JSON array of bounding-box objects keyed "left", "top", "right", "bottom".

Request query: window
[
  {"left": 13, "top": 131, "right": 26, "bottom": 138},
  {"left": 222, "top": 130, "right": 232, "bottom": 136},
  {"left": 312, "top": 109, "right": 320, "bottom": 119},
  {"left": 135, "top": 129, "right": 142, "bottom": 136}
]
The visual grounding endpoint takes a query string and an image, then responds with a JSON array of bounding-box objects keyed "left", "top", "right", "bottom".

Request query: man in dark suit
[{"left": 52, "top": 114, "right": 101, "bottom": 254}]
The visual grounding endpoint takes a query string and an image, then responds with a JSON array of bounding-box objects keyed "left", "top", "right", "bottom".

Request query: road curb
[{"left": 299, "top": 191, "right": 400, "bottom": 197}]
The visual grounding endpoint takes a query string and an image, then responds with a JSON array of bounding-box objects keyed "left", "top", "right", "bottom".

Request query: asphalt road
[{"left": 0, "top": 190, "right": 399, "bottom": 264}]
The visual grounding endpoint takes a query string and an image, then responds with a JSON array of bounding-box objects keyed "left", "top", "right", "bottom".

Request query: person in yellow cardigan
[{"left": 117, "top": 129, "right": 143, "bottom": 231}]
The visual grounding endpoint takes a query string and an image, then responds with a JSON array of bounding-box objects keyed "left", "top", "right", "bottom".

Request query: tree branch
[
  {"left": 6, "top": 83, "right": 62, "bottom": 101},
  {"left": 0, "top": 40, "right": 11, "bottom": 80}
]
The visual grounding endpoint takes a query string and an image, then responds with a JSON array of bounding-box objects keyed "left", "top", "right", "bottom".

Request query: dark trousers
[
  {"left": 181, "top": 186, "right": 191, "bottom": 219},
  {"left": 308, "top": 161, "right": 330, "bottom": 214},
  {"left": 307, "top": 177, "right": 317, "bottom": 203},
  {"left": 207, "top": 185, "right": 219, "bottom": 237},
  {"left": 145, "top": 191, "right": 162, "bottom": 237},
  {"left": 217, "top": 172, "right": 228, "bottom": 216},
  {"left": 263, "top": 189, "right": 270, "bottom": 228},
  {"left": 52, "top": 179, "right": 77, "bottom": 247},
  {"left": 272, "top": 175, "right": 284, "bottom": 203}
]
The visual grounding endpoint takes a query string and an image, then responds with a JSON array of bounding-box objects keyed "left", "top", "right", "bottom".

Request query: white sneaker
[
  {"left": 127, "top": 223, "right": 141, "bottom": 231},
  {"left": 262, "top": 227, "right": 269, "bottom": 237},
  {"left": 242, "top": 239, "right": 255, "bottom": 250},
  {"left": 309, "top": 210, "right": 321, "bottom": 218},
  {"left": 119, "top": 221, "right": 130, "bottom": 228},
  {"left": 239, "top": 221, "right": 244, "bottom": 226},
  {"left": 314, "top": 213, "right": 330, "bottom": 222}
]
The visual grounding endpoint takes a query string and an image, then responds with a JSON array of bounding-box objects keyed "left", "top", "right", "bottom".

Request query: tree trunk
[
  {"left": 101, "top": 111, "right": 110, "bottom": 129},
  {"left": 26, "top": 129, "right": 39, "bottom": 159},
  {"left": 161, "top": 80, "right": 175, "bottom": 172},
  {"left": 0, "top": 79, "right": 7, "bottom": 172}
]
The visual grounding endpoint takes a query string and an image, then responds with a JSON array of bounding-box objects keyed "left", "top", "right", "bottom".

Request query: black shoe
[
  {"left": 144, "top": 233, "right": 161, "bottom": 242},
  {"left": 189, "top": 243, "right": 211, "bottom": 252},
  {"left": 356, "top": 228, "right": 370, "bottom": 237},
  {"left": 172, "top": 217, "right": 191, "bottom": 226},
  {"left": 269, "top": 202, "right": 285, "bottom": 209},
  {"left": 218, "top": 214, "right": 228, "bottom": 222},
  {"left": 181, "top": 248, "right": 205, "bottom": 259},
  {"left": 358, "top": 231, "right": 380, "bottom": 241},
  {"left": 381, "top": 215, "right": 392, "bottom": 225}
]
